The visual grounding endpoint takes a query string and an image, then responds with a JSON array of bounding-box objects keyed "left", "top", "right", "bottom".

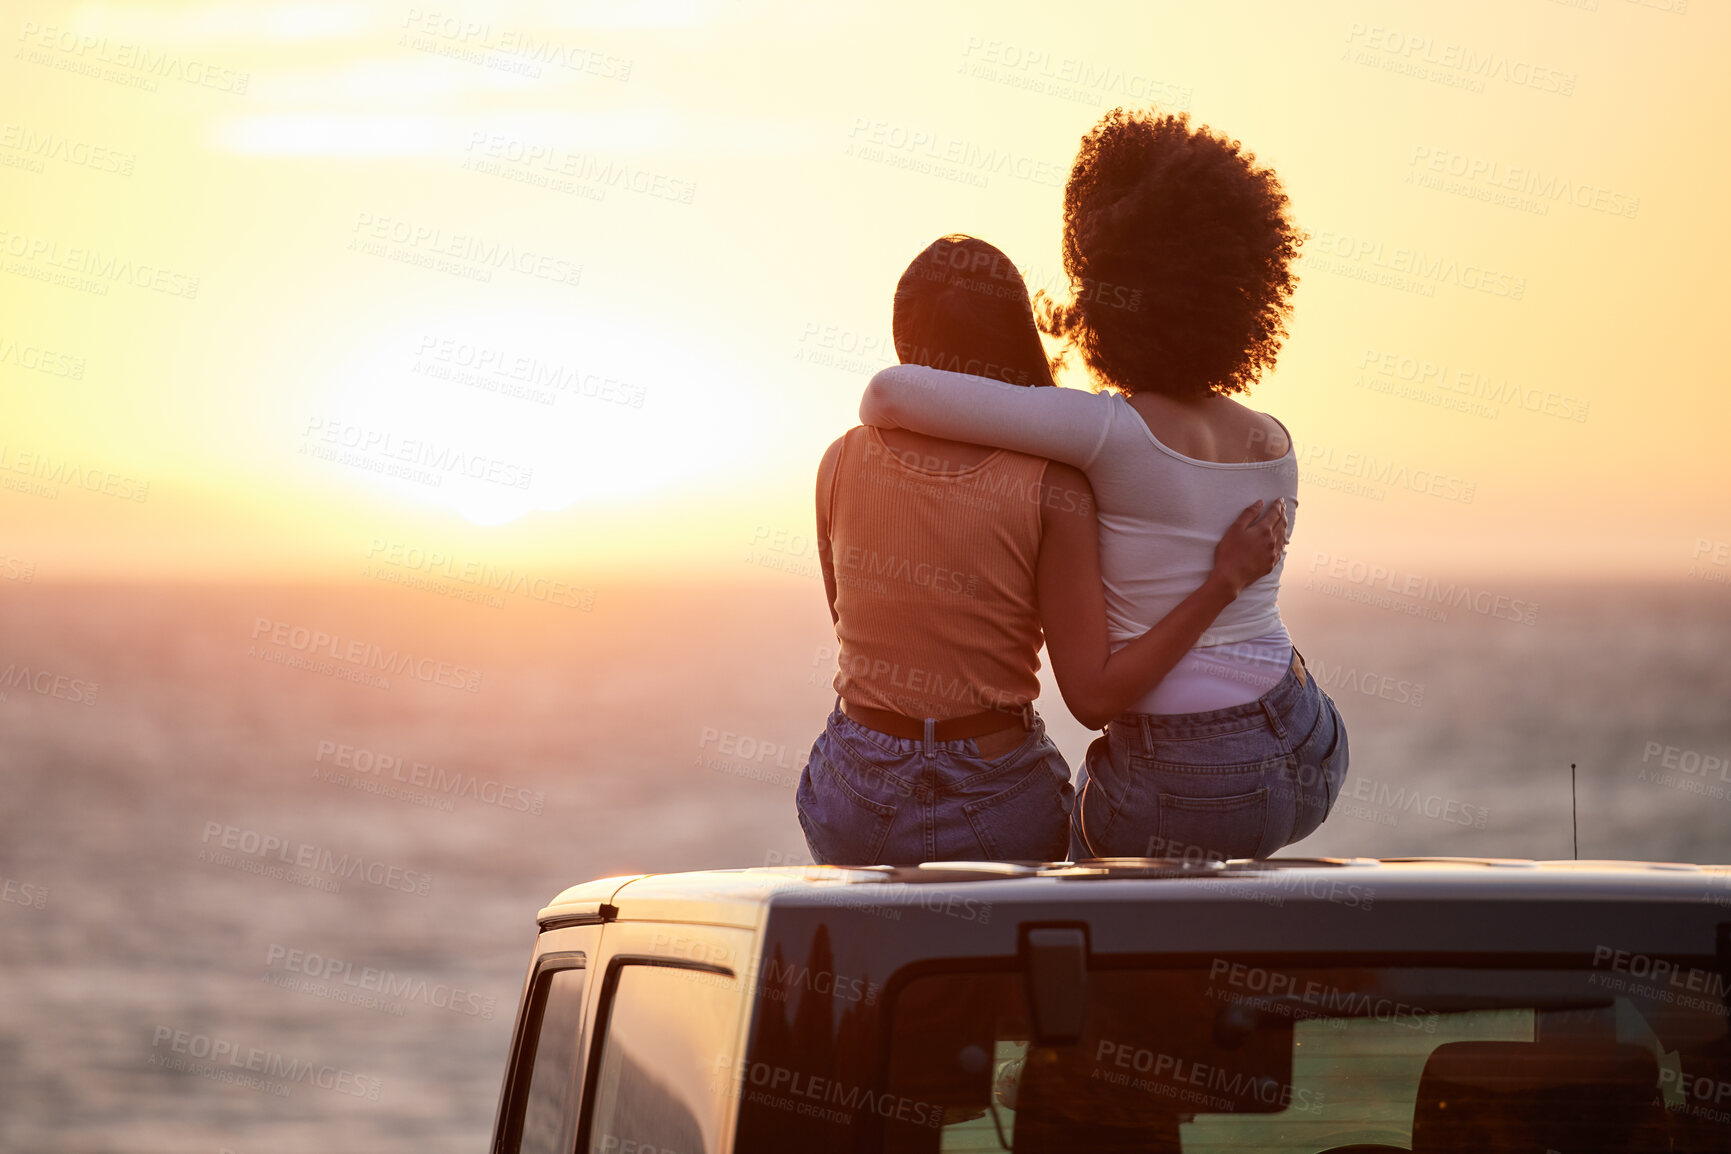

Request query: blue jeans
[
  {"left": 1071, "top": 649, "right": 1349, "bottom": 861},
  {"left": 796, "top": 702, "right": 1074, "bottom": 866}
]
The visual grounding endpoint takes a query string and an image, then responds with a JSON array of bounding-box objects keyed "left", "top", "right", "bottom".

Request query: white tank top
[{"left": 861, "top": 368, "right": 1298, "bottom": 713}]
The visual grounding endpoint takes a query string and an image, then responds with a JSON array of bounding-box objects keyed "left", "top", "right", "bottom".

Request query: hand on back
[{"left": 1212, "top": 499, "right": 1288, "bottom": 595}]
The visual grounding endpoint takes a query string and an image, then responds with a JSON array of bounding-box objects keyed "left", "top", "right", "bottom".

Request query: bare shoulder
[
  {"left": 1043, "top": 459, "right": 1092, "bottom": 489},
  {"left": 1039, "top": 460, "right": 1096, "bottom": 524},
  {"left": 1223, "top": 398, "right": 1290, "bottom": 461}
]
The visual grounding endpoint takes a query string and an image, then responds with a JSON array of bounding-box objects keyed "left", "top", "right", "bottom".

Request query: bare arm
[
  {"left": 861, "top": 363, "right": 1112, "bottom": 469},
  {"left": 815, "top": 437, "right": 842, "bottom": 626},
  {"left": 1037, "top": 463, "right": 1288, "bottom": 730}
]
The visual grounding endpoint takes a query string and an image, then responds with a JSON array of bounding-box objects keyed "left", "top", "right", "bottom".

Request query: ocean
[{"left": 3, "top": 577, "right": 1729, "bottom": 1152}]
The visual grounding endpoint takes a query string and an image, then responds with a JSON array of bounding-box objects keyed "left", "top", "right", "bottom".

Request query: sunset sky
[{"left": 4, "top": 0, "right": 1728, "bottom": 583}]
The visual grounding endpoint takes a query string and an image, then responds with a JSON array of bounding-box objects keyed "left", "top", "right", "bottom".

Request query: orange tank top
[{"left": 826, "top": 426, "right": 1048, "bottom": 721}]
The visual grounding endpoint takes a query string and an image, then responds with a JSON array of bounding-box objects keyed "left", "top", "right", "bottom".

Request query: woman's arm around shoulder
[{"left": 860, "top": 364, "right": 1113, "bottom": 469}]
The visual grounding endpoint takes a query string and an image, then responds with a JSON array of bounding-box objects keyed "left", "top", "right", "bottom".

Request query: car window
[
  {"left": 509, "top": 966, "right": 588, "bottom": 1154},
  {"left": 878, "top": 960, "right": 1731, "bottom": 1153},
  {"left": 585, "top": 963, "right": 744, "bottom": 1154}
]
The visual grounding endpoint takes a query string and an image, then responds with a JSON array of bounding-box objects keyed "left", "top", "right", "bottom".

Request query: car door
[
  {"left": 574, "top": 921, "right": 757, "bottom": 1154},
  {"left": 490, "top": 923, "right": 606, "bottom": 1154}
]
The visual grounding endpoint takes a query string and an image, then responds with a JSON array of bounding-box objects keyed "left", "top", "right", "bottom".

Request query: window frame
[
  {"left": 491, "top": 949, "right": 591, "bottom": 1154},
  {"left": 574, "top": 951, "right": 740, "bottom": 1154}
]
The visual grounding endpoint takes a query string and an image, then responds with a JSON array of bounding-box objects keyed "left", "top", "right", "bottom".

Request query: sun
[{"left": 313, "top": 300, "right": 752, "bottom": 527}]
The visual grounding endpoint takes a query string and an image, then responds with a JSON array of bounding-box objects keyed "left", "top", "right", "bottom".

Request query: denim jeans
[
  {"left": 796, "top": 701, "right": 1074, "bottom": 866},
  {"left": 1071, "top": 649, "right": 1349, "bottom": 861}
]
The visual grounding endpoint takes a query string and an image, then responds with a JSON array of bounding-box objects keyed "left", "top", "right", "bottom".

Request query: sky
[{"left": 3, "top": 0, "right": 1728, "bottom": 584}]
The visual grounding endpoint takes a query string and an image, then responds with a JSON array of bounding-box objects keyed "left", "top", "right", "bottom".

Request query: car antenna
[{"left": 1570, "top": 763, "right": 1579, "bottom": 860}]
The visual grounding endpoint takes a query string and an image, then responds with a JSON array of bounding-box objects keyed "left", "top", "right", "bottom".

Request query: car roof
[{"left": 535, "top": 857, "right": 1731, "bottom": 930}]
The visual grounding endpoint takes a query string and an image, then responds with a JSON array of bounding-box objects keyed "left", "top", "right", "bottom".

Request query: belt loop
[
  {"left": 1021, "top": 701, "right": 1035, "bottom": 731},
  {"left": 1138, "top": 712, "right": 1153, "bottom": 752},
  {"left": 1260, "top": 697, "right": 1287, "bottom": 742},
  {"left": 922, "top": 716, "right": 935, "bottom": 758}
]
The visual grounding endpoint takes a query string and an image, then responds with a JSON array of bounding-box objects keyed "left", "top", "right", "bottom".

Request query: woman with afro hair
[{"left": 860, "top": 109, "right": 1348, "bottom": 862}]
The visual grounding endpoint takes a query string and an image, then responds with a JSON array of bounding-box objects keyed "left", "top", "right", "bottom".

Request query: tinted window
[
  {"left": 880, "top": 960, "right": 1731, "bottom": 1153},
  {"left": 587, "top": 964, "right": 742, "bottom": 1154},
  {"left": 511, "top": 967, "right": 587, "bottom": 1154}
]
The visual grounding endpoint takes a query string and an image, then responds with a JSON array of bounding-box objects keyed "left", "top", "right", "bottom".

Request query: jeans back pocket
[
  {"left": 796, "top": 730, "right": 901, "bottom": 865},
  {"left": 1125, "top": 752, "right": 1286, "bottom": 861},
  {"left": 1152, "top": 786, "right": 1271, "bottom": 861},
  {"left": 960, "top": 751, "right": 1073, "bottom": 862}
]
